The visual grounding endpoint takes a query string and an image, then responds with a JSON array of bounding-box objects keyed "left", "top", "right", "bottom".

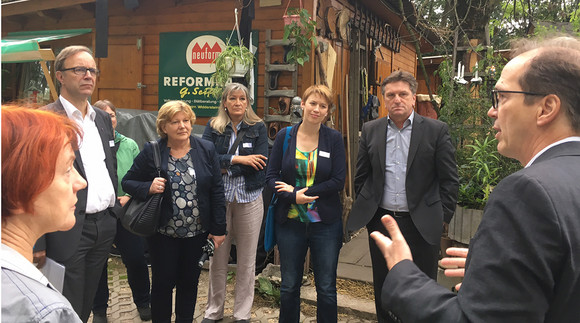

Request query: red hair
[{"left": 1, "top": 106, "right": 82, "bottom": 217}]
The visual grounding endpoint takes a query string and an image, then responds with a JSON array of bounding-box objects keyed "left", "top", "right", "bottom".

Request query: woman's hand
[
  {"left": 295, "top": 187, "right": 318, "bottom": 205},
  {"left": 233, "top": 154, "right": 267, "bottom": 170},
  {"left": 118, "top": 195, "right": 131, "bottom": 207},
  {"left": 209, "top": 234, "right": 226, "bottom": 249},
  {"left": 441, "top": 247, "right": 469, "bottom": 291},
  {"left": 149, "top": 177, "right": 167, "bottom": 195},
  {"left": 275, "top": 181, "right": 294, "bottom": 193}
]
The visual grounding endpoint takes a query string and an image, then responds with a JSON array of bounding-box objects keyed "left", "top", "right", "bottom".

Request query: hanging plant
[
  {"left": 283, "top": 7, "right": 317, "bottom": 66},
  {"left": 208, "top": 9, "right": 255, "bottom": 98}
]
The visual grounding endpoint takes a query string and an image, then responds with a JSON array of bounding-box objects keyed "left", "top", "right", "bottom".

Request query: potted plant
[
  {"left": 208, "top": 41, "right": 255, "bottom": 98},
  {"left": 436, "top": 55, "right": 521, "bottom": 244},
  {"left": 283, "top": 8, "right": 317, "bottom": 66}
]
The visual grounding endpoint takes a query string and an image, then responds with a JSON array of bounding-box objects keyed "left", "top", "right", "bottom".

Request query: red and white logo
[{"left": 186, "top": 35, "right": 226, "bottom": 74}]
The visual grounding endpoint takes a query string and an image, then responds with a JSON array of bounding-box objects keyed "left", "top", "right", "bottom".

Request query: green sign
[{"left": 159, "top": 31, "right": 258, "bottom": 117}]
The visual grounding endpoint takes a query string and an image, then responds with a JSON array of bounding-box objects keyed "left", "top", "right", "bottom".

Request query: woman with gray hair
[{"left": 201, "top": 83, "right": 268, "bottom": 323}]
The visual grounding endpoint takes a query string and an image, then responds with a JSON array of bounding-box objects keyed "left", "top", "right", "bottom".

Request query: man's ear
[
  {"left": 55, "top": 71, "right": 64, "bottom": 85},
  {"left": 537, "top": 94, "right": 561, "bottom": 126}
]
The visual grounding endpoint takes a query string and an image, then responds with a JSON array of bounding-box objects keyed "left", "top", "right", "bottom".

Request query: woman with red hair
[{"left": 1, "top": 106, "right": 87, "bottom": 322}]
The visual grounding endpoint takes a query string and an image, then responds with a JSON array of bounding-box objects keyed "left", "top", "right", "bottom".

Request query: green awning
[{"left": 1, "top": 28, "right": 92, "bottom": 63}]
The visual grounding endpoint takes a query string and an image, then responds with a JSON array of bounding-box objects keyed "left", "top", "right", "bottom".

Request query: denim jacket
[{"left": 202, "top": 120, "right": 268, "bottom": 192}]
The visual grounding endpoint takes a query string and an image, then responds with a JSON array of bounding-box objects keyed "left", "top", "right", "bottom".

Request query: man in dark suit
[
  {"left": 33, "top": 45, "right": 118, "bottom": 322},
  {"left": 371, "top": 36, "right": 580, "bottom": 322},
  {"left": 347, "top": 70, "right": 459, "bottom": 322}
]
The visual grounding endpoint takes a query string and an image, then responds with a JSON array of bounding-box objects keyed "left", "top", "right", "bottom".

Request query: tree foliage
[{"left": 413, "top": 0, "right": 580, "bottom": 52}]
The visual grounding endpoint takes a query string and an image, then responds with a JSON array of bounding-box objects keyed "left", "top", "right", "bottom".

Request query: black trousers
[
  {"left": 147, "top": 232, "right": 207, "bottom": 323},
  {"left": 367, "top": 208, "right": 439, "bottom": 323},
  {"left": 93, "top": 220, "right": 151, "bottom": 313},
  {"left": 61, "top": 210, "right": 117, "bottom": 322}
]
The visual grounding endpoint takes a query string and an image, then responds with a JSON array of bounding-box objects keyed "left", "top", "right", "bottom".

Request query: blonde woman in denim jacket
[{"left": 201, "top": 83, "right": 268, "bottom": 323}]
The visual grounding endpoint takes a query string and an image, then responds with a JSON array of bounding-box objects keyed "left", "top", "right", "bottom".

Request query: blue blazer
[
  {"left": 122, "top": 136, "right": 226, "bottom": 236},
  {"left": 266, "top": 123, "right": 346, "bottom": 224}
]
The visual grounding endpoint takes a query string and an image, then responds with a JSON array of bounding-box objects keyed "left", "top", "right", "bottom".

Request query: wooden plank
[
  {"left": 2, "top": 0, "right": 95, "bottom": 17},
  {"left": 266, "top": 64, "right": 296, "bottom": 72}
]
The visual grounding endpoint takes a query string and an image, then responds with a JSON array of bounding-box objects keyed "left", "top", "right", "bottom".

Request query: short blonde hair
[
  {"left": 156, "top": 100, "right": 196, "bottom": 139},
  {"left": 302, "top": 84, "right": 333, "bottom": 105}
]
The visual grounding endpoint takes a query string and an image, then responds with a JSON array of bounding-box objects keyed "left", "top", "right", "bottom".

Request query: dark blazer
[
  {"left": 347, "top": 113, "right": 459, "bottom": 245},
  {"left": 122, "top": 136, "right": 226, "bottom": 236},
  {"left": 265, "top": 123, "right": 346, "bottom": 223},
  {"left": 202, "top": 120, "right": 268, "bottom": 191},
  {"left": 35, "top": 99, "right": 118, "bottom": 262},
  {"left": 382, "top": 141, "right": 580, "bottom": 323}
]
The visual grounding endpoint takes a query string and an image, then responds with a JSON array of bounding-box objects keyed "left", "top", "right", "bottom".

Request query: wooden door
[{"left": 96, "top": 40, "right": 143, "bottom": 109}]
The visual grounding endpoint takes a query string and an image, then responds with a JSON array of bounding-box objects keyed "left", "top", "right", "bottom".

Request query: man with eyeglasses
[
  {"left": 34, "top": 45, "right": 119, "bottom": 322},
  {"left": 371, "top": 36, "right": 580, "bottom": 322}
]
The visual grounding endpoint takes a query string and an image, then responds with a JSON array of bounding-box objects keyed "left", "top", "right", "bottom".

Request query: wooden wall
[{"left": 2, "top": 0, "right": 420, "bottom": 125}]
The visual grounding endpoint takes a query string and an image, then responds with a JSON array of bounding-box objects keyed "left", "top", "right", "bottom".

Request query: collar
[
  {"left": 59, "top": 95, "right": 95, "bottom": 121},
  {"left": 387, "top": 111, "right": 414, "bottom": 128},
  {"left": 1, "top": 243, "right": 52, "bottom": 288},
  {"left": 526, "top": 136, "right": 580, "bottom": 167}
]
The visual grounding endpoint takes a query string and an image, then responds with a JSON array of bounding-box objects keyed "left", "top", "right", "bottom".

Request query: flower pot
[
  {"left": 283, "top": 14, "right": 301, "bottom": 26},
  {"left": 448, "top": 205, "right": 484, "bottom": 245},
  {"left": 224, "top": 57, "right": 250, "bottom": 78}
]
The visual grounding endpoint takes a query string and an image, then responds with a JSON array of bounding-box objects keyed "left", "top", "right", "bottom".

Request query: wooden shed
[{"left": 2, "top": 0, "right": 437, "bottom": 206}]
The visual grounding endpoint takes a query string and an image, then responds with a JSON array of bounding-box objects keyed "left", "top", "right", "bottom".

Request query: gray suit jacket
[
  {"left": 347, "top": 113, "right": 459, "bottom": 245},
  {"left": 34, "top": 99, "right": 118, "bottom": 262},
  {"left": 383, "top": 141, "right": 580, "bottom": 322}
]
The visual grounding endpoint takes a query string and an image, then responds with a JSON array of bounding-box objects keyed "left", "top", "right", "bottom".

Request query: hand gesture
[
  {"left": 441, "top": 247, "right": 468, "bottom": 291},
  {"left": 370, "top": 215, "right": 413, "bottom": 270}
]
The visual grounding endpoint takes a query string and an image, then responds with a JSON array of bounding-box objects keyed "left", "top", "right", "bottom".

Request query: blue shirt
[
  {"left": 380, "top": 112, "right": 414, "bottom": 211},
  {"left": 223, "top": 122, "right": 263, "bottom": 203},
  {"left": 1, "top": 244, "right": 81, "bottom": 322}
]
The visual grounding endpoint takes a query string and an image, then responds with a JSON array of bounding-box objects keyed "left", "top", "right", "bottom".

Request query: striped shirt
[{"left": 223, "top": 123, "right": 263, "bottom": 203}]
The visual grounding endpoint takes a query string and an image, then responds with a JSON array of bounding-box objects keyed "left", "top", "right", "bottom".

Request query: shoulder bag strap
[
  {"left": 227, "top": 128, "right": 247, "bottom": 155},
  {"left": 282, "top": 126, "right": 291, "bottom": 156},
  {"left": 150, "top": 140, "right": 161, "bottom": 177}
]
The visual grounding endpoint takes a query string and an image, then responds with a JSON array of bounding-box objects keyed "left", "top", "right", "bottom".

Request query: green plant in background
[
  {"left": 283, "top": 8, "right": 317, "bottom": 66},
  {"left": 458, "top": 136, "right": 500, "bottom": 209},
  {"left": 208, "top": 40, "right": 255, "bottom": 98},
  {"left": 437, "top": 51, "right": 521, "bottom": 209},
  {"left": 256, "top": 277, "right": 281, "bottom": 305}
]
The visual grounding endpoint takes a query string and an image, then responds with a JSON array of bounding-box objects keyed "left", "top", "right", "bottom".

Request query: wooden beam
[
  {"left": 40, "top": 60, "right": 59, "bottom": 102},
  {"left": 36, "top": 9, "right": 62, "bottom": 24},
  {"left": 80, "top": 3, "right": 96, "bottom": 13},
  {"left": 2, "top": 0, "right": 96, "bottom": 17}
]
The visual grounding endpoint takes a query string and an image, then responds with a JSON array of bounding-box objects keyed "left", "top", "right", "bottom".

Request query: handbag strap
[
  {"left": 270, "top": 126, "right": 292, "bottom": 205},
  {"left": 282, "top": 126, "right": 291, "bottom": 156},
  {"left": 150, "top": 140, "right": 161, "bottom": 177},
  {"left": 227, "top": 128, "right": 247, "bottom": 155}
]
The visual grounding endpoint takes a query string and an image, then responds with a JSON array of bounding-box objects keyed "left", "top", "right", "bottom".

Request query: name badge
[
  {"left": 243, "top": 142, "right": 253, "bottom": 148},
  {"left": 319, "top": 151, "right": 330, "bottom": 158},
  {"left": 109, "top": 140, "right": 115, "bottom": 147}
]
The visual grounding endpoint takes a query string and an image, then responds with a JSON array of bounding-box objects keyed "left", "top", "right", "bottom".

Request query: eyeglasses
[
  {"left": 60, "top": 66, "right": 100, "bottom": 77},
  {"left": 491, "top": 89, "right": 547, "bottom": 109}
]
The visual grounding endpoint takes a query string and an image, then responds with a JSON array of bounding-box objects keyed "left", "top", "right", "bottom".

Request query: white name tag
[
  {"left": 243, "top": 142, "right": 252, "bottom": 148},
  {"left": 319, "top": 151, "right": 330, "bottom": 158},
  {"left": 109, "top": 140, "right": 115, "bottom": 147}
]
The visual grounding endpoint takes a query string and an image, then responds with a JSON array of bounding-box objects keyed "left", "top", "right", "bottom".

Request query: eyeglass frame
[
  {"left": 59, "top": 66, "right": 100, "bottom": 77},
  {"left": 491, "top": 89, "right": 547, "bottom": 109}
]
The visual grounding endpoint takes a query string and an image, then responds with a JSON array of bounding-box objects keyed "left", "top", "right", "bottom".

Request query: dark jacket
[
  {"left": 347, "top": 113, "right": 459, "bottom": 245},
  {"left": 383, "top": 141, "right": 580, "bottom": 323},
  {"left": 202, "top": 120, "right": 268, "bottom": 191},
  {"left": 34, "top": 100, "right": 118, "bottom": 262},
  {"left": 265, "top": 123, "right": 346, "bottom": 224},
  {"left": 122, "top": 136, "right": 226, "bottom": 236}
]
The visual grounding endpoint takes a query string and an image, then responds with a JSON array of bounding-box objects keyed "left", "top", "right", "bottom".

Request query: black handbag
[{"left": 121, "top": 140, "right": 164, "bottom": 237}]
